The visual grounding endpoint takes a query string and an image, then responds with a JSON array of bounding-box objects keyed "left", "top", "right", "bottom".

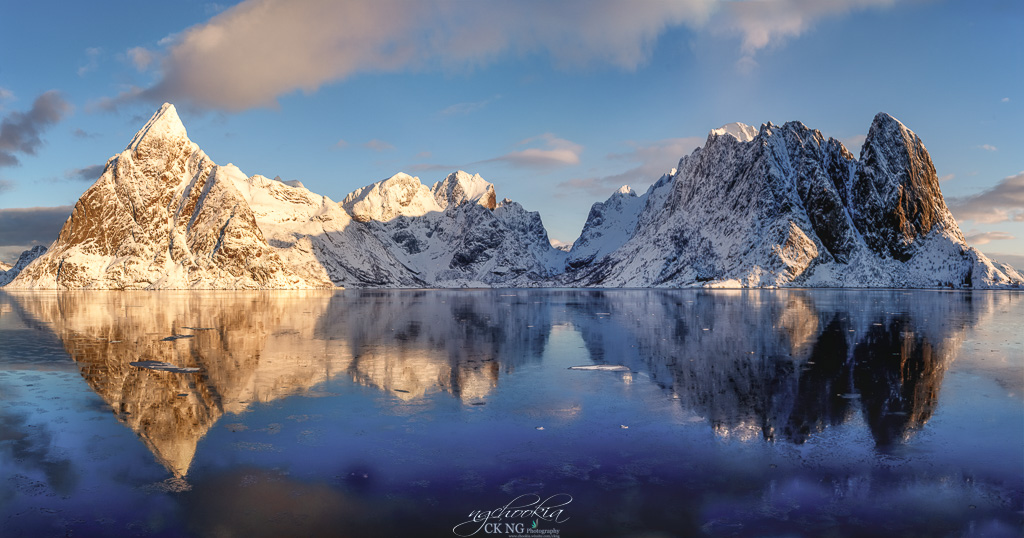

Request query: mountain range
[{"left": 3, "top": 104, "right": 1020, "bottom": 289}]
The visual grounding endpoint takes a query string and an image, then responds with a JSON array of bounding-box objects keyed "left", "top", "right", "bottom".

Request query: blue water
[{"left": 0, "top": 289, "right": 1021, "bottom": 537}]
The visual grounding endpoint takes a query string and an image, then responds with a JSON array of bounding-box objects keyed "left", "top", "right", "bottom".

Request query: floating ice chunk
[
  {"left": 161, "top": 334, "right": 195, "bottom": 341},
  {"left": 568, "top": 365, "right": 630, "bottom": 372},
  {"left": 130, "top": 360, "right": 201, "bottom": 373}
]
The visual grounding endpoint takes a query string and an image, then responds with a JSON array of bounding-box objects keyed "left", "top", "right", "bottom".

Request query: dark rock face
[
  {"left": 3, "top": 106, "right": 1019, "bottom": 290},
  {"left": 563, "top": 113, "right": 1020, "bottom": 288},
  {"left": 849, "top": 113, "right": 961, "bottom": 261}
]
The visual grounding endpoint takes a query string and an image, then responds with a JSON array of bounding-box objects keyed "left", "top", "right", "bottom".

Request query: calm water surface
[{"left": 0, "top": 289, "right": 1021, "bottom": 537}]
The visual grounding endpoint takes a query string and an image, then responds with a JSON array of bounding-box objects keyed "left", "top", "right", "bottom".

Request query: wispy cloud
[
  {"left": 482, "top": 133, "right": 583, "bottom": 169},
  {"left": 1002, "top": 97, "right": 1010, "bottom": 103},
  {"left": 109, "top": 0, "right": 717, "bottom": 111},
  {"left": 363, "top": 139, "right": 395, "bottom": 152},
  {"left": 947, "top": 172, "right": 1024, "bottom": 224},
  {"left": 0, "top": 91, "right": 72, "bottom": 168},
  {"left": 126, "top": 47, "right": 156, "bottom": 72},
  {"left": 708, "top": 0, "right": 898, "bottom": 70},
  {"left": 0, "top": 87, "right": 13, "bottom": 105},
  {"left": 558, "top": 136, "right": 702, "bottom": 196},
  {"left": 72, "top": 128, "right": 98, "bottom": 139},
  {"left": 77, "top": 47, "right": 101, "bottom": 76},
  {"left": 408, "top": 162, "right": 459, "bottom": 173},
  {"left": 440, "top": 95, "right": 501, "bottom": 116},
  {"left": 964, "top": 230, "right": 1014, "bottom": 246},
  {"left": 978, "top": 144, "right": 998, "bottom": 152},
  {"left": 105, "top": 0, "right": 903, "bottom": 111},
  {"left": 938, "top": 173, "right": 955, "bottom": 183},
  {"left": 64, "top": 164, "right": 105, "bottom": 182},
  {"left": 0, "top": 179, "right": 12, "bottom": 193}
]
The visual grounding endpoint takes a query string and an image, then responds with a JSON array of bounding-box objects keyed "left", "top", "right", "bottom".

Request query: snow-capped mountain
[
  {"left": 5, "top": 104, "right": 564, "bottom": 289},
  {"left": 3, "top": 104, "right": 1020, "bottom": 289},
  {"left": 339, "top": 170, "right": 565, "bottom": 287},
  {"left": 8, "top": 105, "right": 330, "bottom": 289},
  {"left": 562, "top": 114, "right": 1023, "bottom": 288},
  {"left": 0, "top": 245, "right": 46, "bottom": 286}
]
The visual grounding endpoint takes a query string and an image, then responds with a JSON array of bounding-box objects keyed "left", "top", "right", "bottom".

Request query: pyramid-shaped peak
[
  {"left": 126, "top": 103, "right": 189, "bottom": 151},
  {"left": 866, "top": 112, "right": 915, "bottom": 143},
  {"left": 433, "top": 170, "right": 496, "bottom": 210}
]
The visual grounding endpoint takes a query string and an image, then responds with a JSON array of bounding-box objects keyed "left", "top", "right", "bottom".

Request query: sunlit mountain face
[{"left": 4, "top": 289, "right": 999, "bottom": 477}]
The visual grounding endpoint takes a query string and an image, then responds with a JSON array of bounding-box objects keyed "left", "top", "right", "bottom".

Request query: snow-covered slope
[
  {"left": 4, "top": 105, "right": 1019, "bottom": 289},
  {"left": 563, "top": 114, "right": 1023, "bottom": 288},
  {"left": 7, "top": 105, "right": 331, "bottom": 289},
  {"left": 344, "top": 170, "right": 566, "bottom": 287}
]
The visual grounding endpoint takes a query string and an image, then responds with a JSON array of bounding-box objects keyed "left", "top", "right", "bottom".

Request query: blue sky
[{"left": 0, "top": 0, "right": 1021, "bottom": 265}]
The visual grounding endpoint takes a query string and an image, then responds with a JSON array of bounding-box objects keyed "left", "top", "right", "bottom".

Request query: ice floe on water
[
  {"left": 129, "top": 360, "right": 201, "bottom": 373},
  {"left": 568, "top": 364, "right": 629, "bottom": 371}
]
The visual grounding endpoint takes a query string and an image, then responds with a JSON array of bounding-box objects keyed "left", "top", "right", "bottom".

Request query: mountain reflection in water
[{"left": 3, "top": 289, "right": 1004, "bottom": 478}]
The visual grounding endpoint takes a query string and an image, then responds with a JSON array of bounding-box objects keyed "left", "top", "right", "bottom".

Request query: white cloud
[
  {"left": 708, "top": 0, "right": 898, "bottom": 68},
  {"left": 483, "top": 133, "right": 583, "bottom": 169},
  {"left": 1002, "top": 97, "right": 1010, "bottom": 103},
  {"left": 964, "top": 230, "right": 1015, "bottom": 246},
  {"left": 115, "top": 0, "right": 717, "bottom": 111},
  {"left": 978, "top": 144, "right": 998, "bottom": 152},
  {"left": 108, "top": 0, "right": 905, "bottom": 111},
  {"left": 947, "top": 172, "right": 1024, "bottom": 224},
  {"left": 0, "top": 87, "right": 13, "bottom": 102}
]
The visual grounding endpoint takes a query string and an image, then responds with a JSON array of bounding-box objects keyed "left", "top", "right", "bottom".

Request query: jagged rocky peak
[
  {"left": 709, "top": 122, "right": 759, "bottom": 143},
  {"left": 126, "top": 103, "right": 189, "bottom": 150},
  {"left": 341, "top": 172, "right": 441, "bottom": 222},
  {"left": 851, "top": 112, "right": 963, "bottom": 260},
  {"left": 6, "top": 103, "right": 326, "bottom": 289},
  {"left": 432, "top": 170, "right": 497, "bottom": 210},
  {"left": 122, "top": 103, "right": 198, "bottom": 179}
]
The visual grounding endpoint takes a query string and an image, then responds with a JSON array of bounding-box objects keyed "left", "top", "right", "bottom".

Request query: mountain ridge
[{"left": 4, "top": 104, "right": 1021, "bottom": 289}]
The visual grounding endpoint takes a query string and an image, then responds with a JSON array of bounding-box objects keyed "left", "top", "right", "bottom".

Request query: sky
[{"left": 0, "top": 0, "right": 1021, "bottom": 266}]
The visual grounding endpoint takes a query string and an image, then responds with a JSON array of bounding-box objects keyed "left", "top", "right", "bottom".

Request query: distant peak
[
  {"left": 710, "top": 122, "right": 758, "bottom": 143},
  {"left": 433, "top": 170, "right": 496, "bottom": 210},
  {"left": 126, "top": 102, "right": 189, "bottom": 151},
  {"left": 615, "top": 185, "right": 633, "bottom": 195}
]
